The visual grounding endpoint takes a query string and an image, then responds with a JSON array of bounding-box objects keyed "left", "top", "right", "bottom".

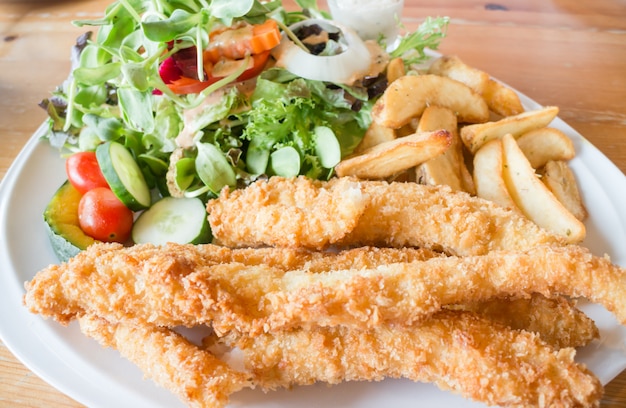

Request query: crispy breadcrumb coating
[
  {"left": 223, "top": 311, "right": 602, "bottom": 407},
  {"left": 448, "top": 294, "right": 599, "bottom": 349},
  {"left": 207, "top": 176, "right": 367, "bottom": 250},
  {"left": 24, "top": 243, "right": 624, "bottom": 336},
  {"left": 207, "top": 177, "right": 566, "bottom": 255},
  {"left": 77, "top": 314, "right": 251, "bottom": 408}
]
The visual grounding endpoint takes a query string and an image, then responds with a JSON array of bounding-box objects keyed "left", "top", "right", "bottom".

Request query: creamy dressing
[
  {"left": 327, "top": 0, "right": 404, "bottom": 46},
  {"left": 302, "top": 31, "right": 331, "bottom": 47},
  {"left": 175, "top": 81, "right": 256, "bottom": 149},
  {"left": 206, "top": 22, "right": 253, "bottom": 60},
  {"left": 210, "top": 56, "right": 254, "bottom": 78},
  {"left": 175, "top": 91, "right": 225, "bottom": 148},
  {"left": 361, "top": 40, "right": 389, "bottom": 80}
]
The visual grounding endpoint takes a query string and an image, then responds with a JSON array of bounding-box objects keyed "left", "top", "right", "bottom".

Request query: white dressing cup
[{"left": 326, "top": 0, "right": 404, "bottom": 48}]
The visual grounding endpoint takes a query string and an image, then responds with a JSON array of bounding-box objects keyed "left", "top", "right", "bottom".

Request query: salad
[{"left": 39, "top": 0, "right": 448, "bottom": 254}]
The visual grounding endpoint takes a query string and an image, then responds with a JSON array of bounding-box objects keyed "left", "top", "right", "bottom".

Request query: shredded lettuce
[
  {"left": 242, "top": 68, "right": 369, "bottom": 179},
  {"left": 390, "top": 16, "right": 450, "bottom": 65}
]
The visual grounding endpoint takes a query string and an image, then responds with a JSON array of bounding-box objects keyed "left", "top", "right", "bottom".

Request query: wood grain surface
[{"left": 1, "top": 0, "right": 625, "bottom": 407}]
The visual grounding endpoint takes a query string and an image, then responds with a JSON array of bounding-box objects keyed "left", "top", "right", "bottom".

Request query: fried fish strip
[
  {"left": 449, "top": 294, "right": 599, "bottom": 349},
  {"left": 77, "top": 314, "right": 251, "bottom": 408},
  {"left": 119, "top": 244, "right": 440, "bottom": 273},
  {"left": 261, "top": 245, "right": 442, "bottom": 272},
  {"left": 233, "top": 247, "right": 599, "bottom": 348},
  {"left": 24, "top": 242, "right": 626, "bottom": 336},
  {"left": 223, "top": 311, "right": 602, "bottom": 407},
  {"left": 23, "top": 244, "right": 438, "bottom": 327},
  {"left": 206, "top": 176, "right": 368, "bottom": 250},
  {"left": 207, "top": 177, "right": 564, "bottom": 255}
]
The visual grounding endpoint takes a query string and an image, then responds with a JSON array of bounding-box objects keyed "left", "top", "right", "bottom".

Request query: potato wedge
[
  {"left": 415, "top": 154, "right": 464, "bottom": 191},
  {"left": 482, "top": 78, "right": 525, "bottom": 117},
  {"left": 539, "top": 160, "right": 588, "bottom": 221},
  {"left": 371, "top": 74, "right": 489, "bottom": 128},
  {"left": 473, "top": 138, "right": 519, "bottom": 211},
  {"left": 415, "top": 106, "right": 475, "bottom": 193},
  {"left": 460, "top": 106, "right": 559, "bottom": 153},
  {"left": 396, "top": 118, "right": 419, "bottom": 137},
  {"left": 386, "top": 57, "right": 406, "bottom": 84},
  {"left": 354, "top": 122, "right": 397, "bottom": 154},
  {"left": 501, "top": 134, "right": 585, "bottom": 243},
  {"left": 417, "top": 106, "right": 458, "bottom": 133},
  {"left": 516, "top": 127, "right": 576, "bottom": 168},
  {"left": 428, "top": 55, "right": 490, "bottom": 96},
  {"left": 428, "top": 55, "right": 524, "bottom": 117},
  {"left": 335, "top": 129, "right": 452, "bottom": 179}
]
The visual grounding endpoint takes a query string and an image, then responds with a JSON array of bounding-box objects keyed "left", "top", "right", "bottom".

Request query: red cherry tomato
[
  {"left": 66, "top": 151, "right": 109, "bottom": 195},
  {"left": 78, "top": 187, "right": 133, "bottom": 243}
]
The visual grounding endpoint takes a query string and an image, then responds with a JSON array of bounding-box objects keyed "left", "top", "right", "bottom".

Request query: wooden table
[{"left": 1, "top": 0, "right": 625, "bottom": 406}]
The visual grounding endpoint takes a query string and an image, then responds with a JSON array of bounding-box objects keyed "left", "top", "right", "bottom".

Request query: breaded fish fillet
[
  {"left": 449, "top": 294, "right": 599, "bottom": 349},
  {"left": 340, "top": 179, "right": 567, "bottom": 254},
  {"left": 23, "top": 244, "right": 437, "bottom": 328},
  {"left": 207, "top": 176, "right": 367, "bottom": 250},
  {"left": 207, "top": 177, "right": 565, "bottom": 255},
  {"left": 24, "top": 242, "right": 626, "bottom": 336},
  {"left": 77, "top": 314, "right": 251, "bottom": 408},
  {"left": 223, "top": 311, "right": 603, "bottom": 407}
]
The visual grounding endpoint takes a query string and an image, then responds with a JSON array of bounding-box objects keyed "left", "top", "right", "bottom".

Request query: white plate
[{"left": 2, "top": 91, "right": 626, "bottom": 408}]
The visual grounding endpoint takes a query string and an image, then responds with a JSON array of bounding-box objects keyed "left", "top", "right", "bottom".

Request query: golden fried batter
[
  {"left": 224, "top": 311, "right": 602, "bottom": 407},
  {"left": 24, "top": 242, "right": 625, "bottom": 336},
  {"left": 207, "top": 177, "right": 565, "bottom": 255},
  {"left": 449, "top": 294, "right": 599, "bottom": 349},
  {"left": 207, "top": 176, "right": 368, "bottom": 250},
  {"left": 77, "top": 314, "right": 251, "bottom": 408}
]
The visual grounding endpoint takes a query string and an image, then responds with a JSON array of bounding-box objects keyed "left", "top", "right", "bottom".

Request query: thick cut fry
[
  {"left": 415, "top": 106, "right": 475, "bottom": 193},
  {"left": 473, "top": 138, "right": 519, "bottom": 211},
  {"left": 371, "top": 74, "right": 489, "bottom": 128},
  {"left": 207, "top": 177, "right": 564, "bottom": 254},
  {"left": 452, "top": 294, "right": 598, "bottom": 349},
  {"left": 428, "top": 55, "right": 524, "bottom": 117},
  {"left": 415, "top": 153, "right": 469, "bottom": 191},
  {"left": 207, "top": 176, "right": 367, "bottom": 250},
  {"left": 353, "top": 121, "right": 397, "bottom": 154},
  {"left": 24, "top": 242, "right": 626, "bottom": 336},
  {"left": 501, "top": 134, "right": 586, "bottom": 243},
  {"left": 460, "top": 106, "right": 559, "bottom": 153},
  {"left": 482, "top": 78, "right": 525, "bottom": 117},
  {"left": 77, "top": 314, "right": 251, "bottom": 408},
  {"left": 385, "top": 57, "right": 405, "bottom": 83},
  {"left": 516, "top": 127, "right": 576, "bottom": 169},
  {"left": 335, "top": 129, "right": 452, "bottom": 179},
  {"left": 539, "top": 160, "right": 588, "bottom": 221},
  {"left": 416, "top": 106, "right": 459, "bottom": 134},
  {"left": 428, "top": 55, "right": 490, "bottom": 96},
  {"left": 224, "top": 311, "right": 602, "bottom": 408}
]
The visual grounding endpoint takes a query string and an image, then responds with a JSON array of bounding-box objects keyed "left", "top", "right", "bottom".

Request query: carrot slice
[
  {"left": 250, "top": 19, "right": 282, "bottom": 54},
  {"left": 166, "top": 76, "right": 210, "bottom": 95}
]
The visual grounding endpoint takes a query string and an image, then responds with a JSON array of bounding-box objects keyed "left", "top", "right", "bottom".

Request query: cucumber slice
[
  {"left": 96, "top": 141, "right": 151, "bottom": 211},
  {"left": 269, "top": 146, "right": 300, "bottom": 177},
  {"left": 313, "top": 126, "right": 341, "bottom": 168},
  {"left": 44, "top": 181, "right": 97, "bottom": 262},
  {"left": 132, "top": 196, "right": 211, "bottom": 245}
]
